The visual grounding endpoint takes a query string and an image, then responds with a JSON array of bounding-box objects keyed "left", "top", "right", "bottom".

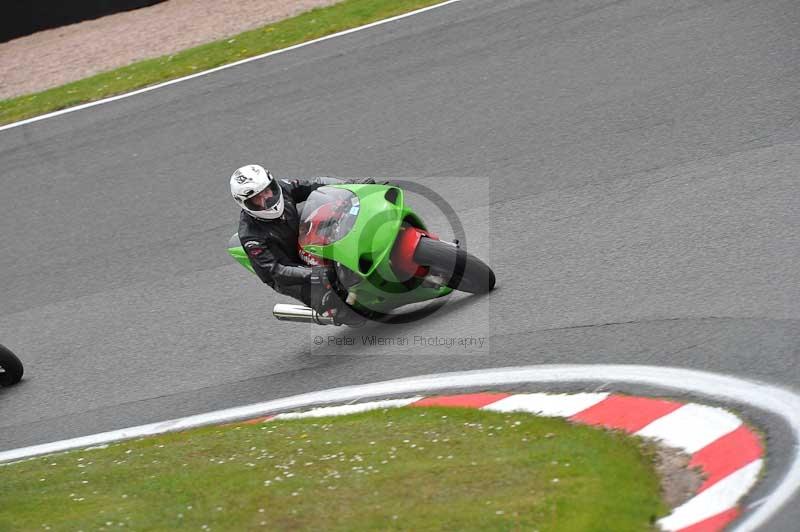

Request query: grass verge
[
  {"left": 0, "top": 0, "right": 448, "bottom": 127},
  {"left": 0, "top": 407, "right": 667, "bottom": 531}
]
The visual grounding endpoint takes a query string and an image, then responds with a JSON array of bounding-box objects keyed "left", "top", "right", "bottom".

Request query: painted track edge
[{"left": 1, "top": 364, "right": 798, "bottom": 532}]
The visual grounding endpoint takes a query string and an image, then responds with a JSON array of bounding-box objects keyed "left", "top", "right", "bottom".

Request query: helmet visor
[{"left": 244, "top": 179, "right": 282, "bottom": 211}]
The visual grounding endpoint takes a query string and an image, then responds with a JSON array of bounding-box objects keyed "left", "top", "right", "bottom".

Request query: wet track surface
[{"left": 1, "top": 0, "right": 799, "bottom": 528}]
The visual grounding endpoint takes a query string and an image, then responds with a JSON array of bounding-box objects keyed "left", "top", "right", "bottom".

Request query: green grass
[
  {"left": 0, "top": 407, "right": 667, "bottom": 531},
  {"left": 0, "top": 0, "right": 447, "bottom": 126}
]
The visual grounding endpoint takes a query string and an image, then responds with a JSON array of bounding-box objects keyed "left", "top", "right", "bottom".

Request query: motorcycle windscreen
[{"left": 298, "top": 187, "right": 360, "bottom": 247}]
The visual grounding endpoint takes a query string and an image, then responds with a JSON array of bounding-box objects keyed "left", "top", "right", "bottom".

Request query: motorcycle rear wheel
[
  {"left": 413, "top": 237, "right": 496, "bottom": 294},
  {"left": 0, "top": 344, "right": 23, "bottom": 386}
]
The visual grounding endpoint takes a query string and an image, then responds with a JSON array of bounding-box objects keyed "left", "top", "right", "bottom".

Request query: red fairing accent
[{"left": 391, "top": 226, "right": 431, "bottom": 279}]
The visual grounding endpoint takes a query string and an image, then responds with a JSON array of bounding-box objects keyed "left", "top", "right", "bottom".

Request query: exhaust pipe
[{"left": 273, "top": 304, "right": 337, "bottom": 325}]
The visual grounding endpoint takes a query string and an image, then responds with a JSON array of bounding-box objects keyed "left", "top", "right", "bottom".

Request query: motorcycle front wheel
[
  {"left": 414, "top": 237, "right": 496, "bottom": 294},
  {"left": 0, "top": 344, "right": 23, "bottom": 386}
]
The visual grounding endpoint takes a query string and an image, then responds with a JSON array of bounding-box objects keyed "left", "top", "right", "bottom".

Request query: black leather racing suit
[{"left": 238, "top": 177, "right": 346, "bottom": 306}]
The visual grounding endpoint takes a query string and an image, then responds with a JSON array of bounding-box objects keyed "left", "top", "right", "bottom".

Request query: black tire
[
  {"left": 0, "top": 344, "right": 23, "bottom": 386},
  {"left": 414, "top": 237, "right": 496, "bottom": 294}
]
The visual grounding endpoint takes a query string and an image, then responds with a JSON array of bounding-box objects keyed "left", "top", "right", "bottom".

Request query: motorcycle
[
  {"left": 0, "top": 344, "right": 23, "bottom": 386},
  {"left": 227, "top": 183, "right": 495, "bottom": 325}
]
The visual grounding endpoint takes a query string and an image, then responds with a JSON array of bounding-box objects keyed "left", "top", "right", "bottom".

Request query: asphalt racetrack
[{"left": 1, "top": 0, "right": 798, "bottom": 528}]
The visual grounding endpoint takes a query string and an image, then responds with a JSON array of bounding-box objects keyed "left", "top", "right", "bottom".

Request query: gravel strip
[{"left": 0, "top": 0, "right": 341, "bottom": 100}]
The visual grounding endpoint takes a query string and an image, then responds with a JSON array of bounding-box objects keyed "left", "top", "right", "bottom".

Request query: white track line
[
  {"left": 1, "top": 365, "right": 798, "bottom": 532},
  {"left": 0, "top": 0, "right": 463, "bottom": 133},
  {"left": 273, "top": 397, "right": 422, "bottom": 419}
]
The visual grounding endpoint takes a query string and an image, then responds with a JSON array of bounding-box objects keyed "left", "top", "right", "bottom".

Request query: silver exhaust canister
[{"left": 273, "top": 304, "right": 337, "bottom": 325}]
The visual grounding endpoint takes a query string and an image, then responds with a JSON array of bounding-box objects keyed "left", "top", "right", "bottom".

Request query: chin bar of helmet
[{"left": 273, "top": 304, "right": 338, "bottom": 325}]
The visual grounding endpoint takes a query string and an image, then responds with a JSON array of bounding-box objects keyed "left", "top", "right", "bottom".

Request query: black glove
[
  {"left": 309, "top": 266, "right": 344, "bottom": 314},
  {"left": 353, "top": 177, "right": 391, "bottom": 185},
  {"left": 308, "top": 266, "right": 366, "bottom": 325}
]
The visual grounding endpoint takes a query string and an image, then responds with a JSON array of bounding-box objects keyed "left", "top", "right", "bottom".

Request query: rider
[{"left": 230, "top": 164, "right": 371, "bottom": 323}]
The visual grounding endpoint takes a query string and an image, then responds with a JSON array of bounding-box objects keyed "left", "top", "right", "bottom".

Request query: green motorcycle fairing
[{"left": 227, "top": 184, "right": 452, "bottom": 313}]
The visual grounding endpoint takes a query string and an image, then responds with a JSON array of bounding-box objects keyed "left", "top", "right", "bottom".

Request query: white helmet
[{"left": 230, "top": 164, "right": 284, "bottom": 220}]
